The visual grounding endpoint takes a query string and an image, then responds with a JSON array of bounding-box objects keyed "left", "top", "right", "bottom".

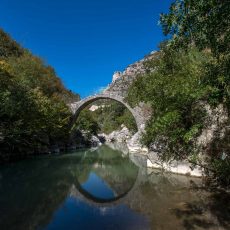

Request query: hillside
[
  {"left": 104, "top": 51, "right": 157, "bottom": 98},
  {"left": 0, "top": 29, "right": 80, "bottom": 162}
]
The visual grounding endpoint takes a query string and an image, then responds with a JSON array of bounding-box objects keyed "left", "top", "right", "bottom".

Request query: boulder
[
  {"left": 89, "top": 135, "right": 102, "bottom": 147},
  {"left": 103, "top": 126, "right": 132, "bottom": 143}
]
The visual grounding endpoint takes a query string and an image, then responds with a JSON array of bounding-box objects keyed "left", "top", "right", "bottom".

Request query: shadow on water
[
  {"left": 0, "top": 144, "right": 229, "bottom": 230},
  {"left": 0, "top": 153, "right": 82, "bottom": 230},
  {"left": 171, "top": 186, "right": 230, "bottom": 230}
]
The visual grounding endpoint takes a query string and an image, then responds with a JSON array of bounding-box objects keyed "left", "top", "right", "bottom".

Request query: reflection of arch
[
  {"left": 71, "top": 148, "right": 140, "bottom": 206},
  {"left": 74, "top": 171, "right": 138, "bottom": 204},
  {"left": 69, "top": 93, "right": 141, "bottom": 131},
  {"left": 72, "top": 169, "right": 142, "bottom": 208}
]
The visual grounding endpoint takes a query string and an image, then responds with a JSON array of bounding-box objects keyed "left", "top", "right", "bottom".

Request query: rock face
[
  {"left": 89, "top": 135, "right": 102, "bottom": 147},
  {"left": 127, "top": 131, "right": 148, "bottom": 154},
  {"left": 104, "top": 51, "right": 157, "bottom": 97},
  {"left": 145, "top": 103, "right": 229, "bottom": 177},
  {"left": 147, "top": 151, "right": 203, "bottom": 177},
  {"left": 112, "top": 72, "right": 122, "bottom": 82},
  {"left": 100, "top": 125, "right": 149, "bottom": 154},
  {"left": 101, "top": 126, "right": 132, "bottom": 143},
  {"left": 196, "top": 103, "right": 228, "bottom": 150}
]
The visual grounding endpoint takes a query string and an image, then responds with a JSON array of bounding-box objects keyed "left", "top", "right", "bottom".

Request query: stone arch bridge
[{"left": 69, "top": 92, "right": 147, "bottom": 132}]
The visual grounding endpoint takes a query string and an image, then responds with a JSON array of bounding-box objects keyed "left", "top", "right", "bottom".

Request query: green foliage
[
  {"left": 128, "top": 48, "right": 209, "bottom": 159},
  {"left": 0, "top": 29, "right": 78, "bottom": 161},
  {"left": 92, "top": 100, "right": 137, "bottom": 134},
  {"left": 160, "top": 0, "right": 230, "bottom": 107},
  {"left": 73, "top": 100, "right": 137, "bottom": 136},
  {"left": 206, "top": 128, "right": 230, "bottom": 186},
  {"left": 74, "top": 110, "right": 100, "bottom": 136},
  {"left": 0, "top": 66, "right": 71, "bottom": 156},
  {"left": 210, "top": 159, "right": 230, "bottom": 186},
  {"left": 0, "top": 29, "right": 24, "bottom": 58},
  {"left": 7, "top": 51, "right": 79, "bottom": 103},
  {"left": 159, "top": 0, "right": 230, "bottom": 184},
  {"left": 127, "top": 0, "right": 230, "bottom": 184},
  {"left": 160, "top": 0, "right": 230, "bottom": 55}
]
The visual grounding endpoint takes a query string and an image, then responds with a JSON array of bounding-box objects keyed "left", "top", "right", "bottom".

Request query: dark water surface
[{"left": 0, "top": 145, "right": 229, "bottom": 230}]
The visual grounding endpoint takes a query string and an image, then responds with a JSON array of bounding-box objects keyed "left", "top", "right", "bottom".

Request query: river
[{"left": 0, "top": 145, "right": 229, "bottom": 230}]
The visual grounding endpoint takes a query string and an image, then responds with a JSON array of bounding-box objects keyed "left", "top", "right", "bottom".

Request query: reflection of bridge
[
  {"left": 69, "top": 92, "right": 146, "bottom": 131},
  {"left": 69, "top": 151, "right": 202, "bottom": 217},
  {"left": 70, "top": 169, "right": 142, "bottom": 208},
  {"left": 69, "top": 153, "right": 148, "bottom": 208}
]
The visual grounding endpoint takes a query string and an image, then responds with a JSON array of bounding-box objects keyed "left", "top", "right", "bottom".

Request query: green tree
[
  {"left": 0, "top": 29, "right": 78, "bottom": 161},
  {"left": 74, "top": 110, "right": 100, "bottom": 136},
  {"left": 0, "top": 29, "right": 24, "bottom": 58},
  {"left": 126, "top": 0, "right": 230, "bottom": 184},
  {"left": 160, "top": 0, "right": 230, "bottom": 55},
  {"left": 160, "top": 0, "right": 230, "bottom": 107},
  {"left": 128, "top": 48, "right": 210, "bottom": 160}
]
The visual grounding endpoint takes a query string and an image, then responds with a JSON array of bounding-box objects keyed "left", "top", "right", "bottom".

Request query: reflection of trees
[
  {"left": 74, "top": 145, "right": 139, "bottom": 199},
  {"left": 0, "top": 146, "right": 139, "bottom": 229},
  {"left": 170, "top": 188, "right": 230, "bottom": 230},
  {"left": 1, "top": 149, "right": 229, "bottom": 230},
  {"left": 0, "top": 155, "right": 81, "bottom": 230},
  {"left": 122, "top": 168, "right": 230, "bottom": 230}
]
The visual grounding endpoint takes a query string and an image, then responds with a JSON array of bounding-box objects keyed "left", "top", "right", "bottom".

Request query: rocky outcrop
[
  {"left": 103, "top": 126, "right": 132, "bottom": 143},
  {"left": 104, "top": 51, "right": 157, "bottom": 98},
  {"left": 98, "top": 52, "right": 154, "bottom": 153},
  {"left": 197, "top": 103, "right": 228, "bottom": 151},
  {"left": 99, "top": 125, "right": 149, "bottom": 154},
  {"left": 145, "top": 103, "right": 229, "bottom": 177},
  {"left": 147, "top": 151, "right": 203, "bottom": 177},
  {"left": 127, "top": 131, "right": 148, "bottom": 154},
  {"left": 89, "top": 135, "right": 103, "bottom": 147}
]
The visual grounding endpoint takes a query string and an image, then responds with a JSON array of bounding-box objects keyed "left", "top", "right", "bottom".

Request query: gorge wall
[{"left": 103, "top": 51, "right": 156, "bottom": 97}]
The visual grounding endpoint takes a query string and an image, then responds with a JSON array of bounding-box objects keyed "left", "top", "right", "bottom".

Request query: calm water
[{"left": 0, "top": 145, "right": 229, "bottom": 230}]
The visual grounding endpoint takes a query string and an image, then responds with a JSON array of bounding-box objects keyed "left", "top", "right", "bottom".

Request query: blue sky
[{"left": 0, "top": 0, "right": 172, "bottom": 98}]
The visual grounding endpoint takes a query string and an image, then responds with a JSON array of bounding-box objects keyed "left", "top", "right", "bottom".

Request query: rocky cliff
[{"left": 104, "top": 51, "right": 157, "bottom": 97}]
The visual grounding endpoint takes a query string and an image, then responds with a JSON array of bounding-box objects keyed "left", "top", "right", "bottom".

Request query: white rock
[
  {"left": 147, "top": 152, "right": 203, "bottom": 177},
  {"left": 104, "top": 126, "right": 132, "bottom": 143}
]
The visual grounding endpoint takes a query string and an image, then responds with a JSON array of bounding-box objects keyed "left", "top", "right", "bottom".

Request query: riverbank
[{"left": 97, "top": 127, "right": 203, "bottom": 178}]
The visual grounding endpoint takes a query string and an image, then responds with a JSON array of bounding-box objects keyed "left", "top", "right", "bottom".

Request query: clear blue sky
[{"left": 0, "top": 0, "right": 172, "bottom": 98}]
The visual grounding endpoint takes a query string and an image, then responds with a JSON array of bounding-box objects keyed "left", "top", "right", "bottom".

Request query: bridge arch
[{"left": 69, "top": 93, "right": 141, "bottom": 131}]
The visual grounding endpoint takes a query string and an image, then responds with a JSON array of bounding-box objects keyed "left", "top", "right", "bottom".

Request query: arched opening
[
  {"left": 69, "top": 95, "right": 139, "bottom": 147},
  {"left": 71, "top": 95, "right": 139, "bottom": 130}
]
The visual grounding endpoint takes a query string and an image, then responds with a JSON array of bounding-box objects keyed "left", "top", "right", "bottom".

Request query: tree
[
  {"left": 160, "top": 0, "right": 230, "bottom": 56},
  {"left": 74, "top": 110, "right": 100, "bottom": 136},
  {"left": 160, "top": 0, "right": 230, "bottom": 107},
  {"left": 0, "top": 29, "right": 24, "bottom": 58},
  {"left": 0, "top": 29, "right": 78, "bottom": 161}
]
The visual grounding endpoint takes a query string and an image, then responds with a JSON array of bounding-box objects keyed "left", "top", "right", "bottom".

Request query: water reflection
[
  {"left": 0, "top": 145, "right": 229, "bottom": 230},
  {"left": 73, "top": 145, "right": 139, "bottom": 203}
]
